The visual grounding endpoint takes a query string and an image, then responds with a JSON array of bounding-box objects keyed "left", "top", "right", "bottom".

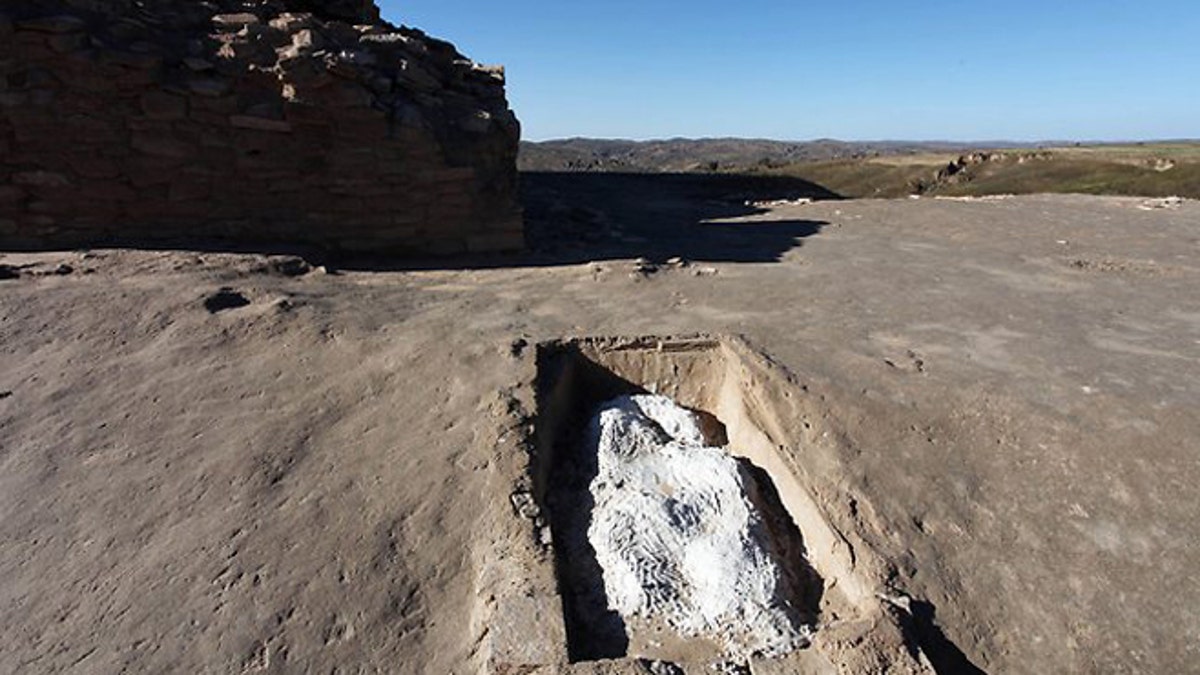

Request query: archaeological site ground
[{"left": 2, "top": 1, "right": 1199, "bottom": 674}]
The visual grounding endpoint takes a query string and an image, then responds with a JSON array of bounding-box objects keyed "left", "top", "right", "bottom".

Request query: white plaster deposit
[{"left": 585, "top": 395, "right": 812, "bottom": 659}]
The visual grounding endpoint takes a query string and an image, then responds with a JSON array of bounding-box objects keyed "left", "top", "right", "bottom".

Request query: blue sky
[{"left": 379, "top": 1, "right": 1200, "bottom": 142}]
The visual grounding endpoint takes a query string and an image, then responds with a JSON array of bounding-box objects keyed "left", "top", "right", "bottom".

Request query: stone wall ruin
[{"left": 0, "top": 0, "right": 523, "bottom": 255}]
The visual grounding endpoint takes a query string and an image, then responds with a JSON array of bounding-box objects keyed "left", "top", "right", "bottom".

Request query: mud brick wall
[{"left": 0, "top": 0, "right": 523, "bottom": 255}]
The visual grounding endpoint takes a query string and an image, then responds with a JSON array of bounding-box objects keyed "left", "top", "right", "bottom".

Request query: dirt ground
[{"left": 2, "top": 177, "right": 1198, "bottom": 673}]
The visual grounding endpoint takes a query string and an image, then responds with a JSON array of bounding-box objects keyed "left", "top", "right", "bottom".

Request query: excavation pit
[
  {"left": 554, "top": 392, "right": 823, "bottom": 663},
  {"left": 527, "top": 336, "right": 893, "bottom": 671}
]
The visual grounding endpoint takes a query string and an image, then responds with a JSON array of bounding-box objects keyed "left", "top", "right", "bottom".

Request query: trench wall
[
  {"left": 0, "top": 0, "right": 523, "bottom": 255},
  {"left": 507, "top": 335, "right": 931, "bottom": 673}
]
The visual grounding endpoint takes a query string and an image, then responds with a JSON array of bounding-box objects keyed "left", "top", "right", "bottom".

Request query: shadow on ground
[
  {"left": 338, "top": 172, "right": 836, "bottom": 270},
  {"left": 330, "top": 172, "right": 836, "bottom": 270},
  {"left": 906, "top": 600, "right": 988, "bottom": 674},
  {"left": 512, "top": 171, "right": 837, "bottom": 266},
  {"left": 1, "top": 172, "right": 839, "bottom": 271}
]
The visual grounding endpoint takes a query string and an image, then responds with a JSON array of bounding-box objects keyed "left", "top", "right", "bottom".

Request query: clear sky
[{"left": 378, "top": 1, "right": 1200, "bottom": 142}]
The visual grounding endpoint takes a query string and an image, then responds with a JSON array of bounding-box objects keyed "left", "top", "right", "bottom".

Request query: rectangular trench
[{"left": 531, "top": 335, "right": 876, "bottom": 667}]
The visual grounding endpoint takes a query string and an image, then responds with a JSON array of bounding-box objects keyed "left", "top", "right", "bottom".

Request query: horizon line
[{"left": 521, "top": 136, "right": 1200, "bottom": 146}]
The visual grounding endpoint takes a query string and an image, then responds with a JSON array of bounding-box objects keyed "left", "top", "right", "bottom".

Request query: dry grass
[{"left": 750, "top": 142, "right": 1200, "bottom": 199}]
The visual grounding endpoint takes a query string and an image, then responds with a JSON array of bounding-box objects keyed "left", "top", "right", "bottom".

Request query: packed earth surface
[{"left": 1, "top": 183, "right": 1199, "bottom": 673}]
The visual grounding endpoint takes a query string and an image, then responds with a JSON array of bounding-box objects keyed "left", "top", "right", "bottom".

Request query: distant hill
[
  {"left": 520, "top": 138, "right": 1200, "bottom": 199},
  {"left": 518, "top": 137, "right": 1040, "bottom": 173}
]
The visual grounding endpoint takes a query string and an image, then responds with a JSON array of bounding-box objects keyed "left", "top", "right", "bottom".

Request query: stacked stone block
[{"left": 0, "top": 0, "right": 523, "bottom": 254}]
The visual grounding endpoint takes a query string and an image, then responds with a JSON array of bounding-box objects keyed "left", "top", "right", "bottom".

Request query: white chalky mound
[{"left": 585, "top": 394, "right": 812, "bottom": 659}]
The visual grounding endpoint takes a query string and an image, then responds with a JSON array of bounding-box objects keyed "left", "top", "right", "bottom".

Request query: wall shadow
[
  {"left": 1, "top": 171, "right": 838, "bottom": 272},
  {"left": 536, "top": 343, "right": 644, "bottom": 661},
  {"left": 516, "top": 171, "right": 838, "bottom": 265},
  {"left": 337, "top": 171, "right": 838, "bottom": 271}
]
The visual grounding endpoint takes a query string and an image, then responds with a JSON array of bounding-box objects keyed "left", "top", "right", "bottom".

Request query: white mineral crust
[{"left": 585, "top": 394, "right": 811, "bottom": 658}]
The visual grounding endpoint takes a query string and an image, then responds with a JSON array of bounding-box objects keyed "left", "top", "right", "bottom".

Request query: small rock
[
  {"left": 212, "top": 13, "right": 260, "bottom": 28},
  {"left": 53, "top": 263, "right": 74, "bottom": 276},
  {"left": 460, "top": 110, "right": 492, "bottom": 134},
  {"left": 269, "top": 13, "right": 313, "bottom": 33},
  {"left": 642, "top": 660, "right": 685, "bottom": 675},
  {"left": 693, "top": 266, "right": 719, "bottom": 277},
  {"left": 1138, "top": 196, "right": 1184, "bottom": 210},
  {"left": 337, "top": 49, "right": 376, "bottom": 67},
  {"left": 632, "top": 257, "right": 658, "bottom": 276},
  {"left": 471, "top": 63, "right": 506, "bottom": 82},
  {"left": 291, "top": 28, "right": 324, "bottom": 50},
  {"left": 877, "top": 591, "right": 914, "bottom": 614},
  {"left": 0, "top": 265, "right": 19, "bottom": 280},
  {"left": 267, "top": 255, "right": 311, "bottom": 277},
  {"left": 509, "top": 491, "right": 539, "bottom": 520},
  {"left": 747, "top": 197, "right": 813, "bottom": 208},
  {"left": 509, "top": 337, "right": 528, "bottom": 358}
]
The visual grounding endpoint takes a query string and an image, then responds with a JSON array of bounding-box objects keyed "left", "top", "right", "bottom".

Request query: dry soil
[{"left": 1, "top": 185, "right": 1198, "bottom": 673}]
